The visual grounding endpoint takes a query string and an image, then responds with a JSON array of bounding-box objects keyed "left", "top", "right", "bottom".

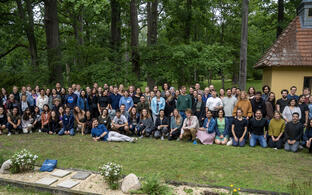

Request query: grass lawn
[{"left": 0, "top": 133, "right": 311, "bottom": 193}]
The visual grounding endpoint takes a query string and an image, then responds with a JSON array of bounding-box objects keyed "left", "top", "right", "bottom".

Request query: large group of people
[{"left": 0, "top": 82, "right": 312, "bottom": 153}]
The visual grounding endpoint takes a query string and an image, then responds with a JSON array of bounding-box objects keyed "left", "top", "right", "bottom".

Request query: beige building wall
[{"left": 263, "top": 66, "right": 312, "bottom": 99}]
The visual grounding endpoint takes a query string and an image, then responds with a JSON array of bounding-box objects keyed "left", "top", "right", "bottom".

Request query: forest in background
[{"left": 0, "top": 0, "right": 302, "bottom": 89}]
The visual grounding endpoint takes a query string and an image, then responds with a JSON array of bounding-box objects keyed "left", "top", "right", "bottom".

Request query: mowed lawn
[{"left": 0, "top": 133, "right": 311, "bottom": 193}]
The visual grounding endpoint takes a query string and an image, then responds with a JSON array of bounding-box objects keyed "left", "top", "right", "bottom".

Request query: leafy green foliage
[{"left": 141, "top": 174, "right": 173, "bottom": 195}]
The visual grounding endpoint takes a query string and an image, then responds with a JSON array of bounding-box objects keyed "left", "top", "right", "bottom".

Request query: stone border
[
  {"left": 0, "top": 177, "right": 101, "bottom": 195},
  {"left": 166, "top": 180, "right": 290, "bottom": 195}
]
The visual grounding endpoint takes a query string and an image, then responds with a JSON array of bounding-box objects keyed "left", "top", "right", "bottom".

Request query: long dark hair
[{"left": 23, "top": 108, "right": 31, "bottom": 121}]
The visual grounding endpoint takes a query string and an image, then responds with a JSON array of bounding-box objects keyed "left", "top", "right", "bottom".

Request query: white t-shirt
[
  {"left": 36, "top": 95, "right": 49, "bottom": 110},
  {"left": 206, "top": 97, "right": 223, "bottom": 111},
  {"left": 113, "top": 115, "right": 128, "bottom": 125}
]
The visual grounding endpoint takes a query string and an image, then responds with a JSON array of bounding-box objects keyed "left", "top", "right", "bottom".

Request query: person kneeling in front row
[
  {"left": 179, "top": 109, "right": 199, "bottom": 143},
  {"left": 58, "top": 107, "right": 75, "bottom": 136},
  {"left": 284, "top": 112, "right": 303, "bottom": 153},
  {"left": 91, "top": 118, "right": 136, "bottom": 143}
]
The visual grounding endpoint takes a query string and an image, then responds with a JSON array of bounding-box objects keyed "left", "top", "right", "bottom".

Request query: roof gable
[{"left": 254, "top": 16, "right": 312, "bottom": 68}]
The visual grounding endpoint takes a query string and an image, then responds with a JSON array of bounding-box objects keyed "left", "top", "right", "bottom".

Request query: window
[
  {"left": 303, "top": 77, "right": 312, "bottom": 91},
  {"left": 308, "top": 8, "right": 312, "bottom": 17}
]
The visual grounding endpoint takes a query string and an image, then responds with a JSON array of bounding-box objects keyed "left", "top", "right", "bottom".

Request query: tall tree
[
  {"left": 277, "top": 0, "right": 284, "bottom": 38},
  {"left": 239, "top": 0, "right": 248, "bottom": 90},
  {"left": 146, "top": 0, "right": 158, "bottom": 88},
  {"left": 130, "top": 0, "right": 140, "bottom": 78},
  {"left": 44, "top": 0, "right": 63, "bottom": 83},
  {"left": 16, "top": 0, "right": 39, "bottom": 69},
  {"left": 184, "top": 0, "right": 192, "bottom": 43},
  {"left": 111, "top": 0, "right": 121, "bottom": 51}
]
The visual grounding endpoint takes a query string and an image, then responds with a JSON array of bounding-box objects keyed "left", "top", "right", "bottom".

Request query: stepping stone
[
  {"left": 71, "top": 171, "right": 91, "bottom": 180},
  {"left": 36, "top": 177, "right": 58, "bottom": 185},
  {"left": 57, "top": 179, "right": 80, "bottom": 189},
  {"left": 51, "top": 170, "right": 71, "bottom": 178}
]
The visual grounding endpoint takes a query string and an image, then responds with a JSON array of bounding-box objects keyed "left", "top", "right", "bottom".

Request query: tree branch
[{"left": 0, "top": 44, "right": 27, "bottom": 59}]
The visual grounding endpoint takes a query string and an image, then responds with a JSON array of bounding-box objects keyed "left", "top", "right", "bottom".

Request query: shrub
[
  {"left": 99, "top": 162, "right": 122, "bottom": 190},
  {"left": 10, "top": 149, "right": 38, "bottom": 174},
  {"left": 141, "top": 174, "right": 173, "bottom": 195}
]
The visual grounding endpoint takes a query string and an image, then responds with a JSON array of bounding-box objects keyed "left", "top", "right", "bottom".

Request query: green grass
[
  {"left": 0, "top": 133, "right": 311, "bottom": 193},
  {"left": 0, "top": 185, "right": 51, "bottom": 195}
]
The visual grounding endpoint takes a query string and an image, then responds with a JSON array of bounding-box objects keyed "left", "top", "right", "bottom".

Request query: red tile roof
[{"left": 254, "top": 16, "right": 312, "bottom": 68}]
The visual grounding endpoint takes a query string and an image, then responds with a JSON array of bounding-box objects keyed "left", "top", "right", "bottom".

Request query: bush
[
  {"left": 141, "top": 174, "right": 173, "bottom": 195},
  {"left": 99, "top": 162, "right": 122, "bottom": 190},
  {"left": 10, "top": 149, "right": 38, "bottom": 174}
]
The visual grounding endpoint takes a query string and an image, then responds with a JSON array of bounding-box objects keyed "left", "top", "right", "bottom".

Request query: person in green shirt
[
  {"left": 176, "top": 86, "right": 192, "bottom": 119},
  {"left": 268, "top": 111, "right": 285, "bottom": 149}
]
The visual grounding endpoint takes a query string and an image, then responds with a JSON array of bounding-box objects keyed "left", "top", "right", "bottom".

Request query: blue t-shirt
[
  {"left": 119, "top": 96, "right": 134, "bottom": 111},
  {"left": 287, "top": 94, "right": 299, "bottom": 101},
  {"left": 65, "top": 94, "right": 78, "bottom": 109},
  {"left": 91, "top": 124, "right": 109, "bottom": 141}
]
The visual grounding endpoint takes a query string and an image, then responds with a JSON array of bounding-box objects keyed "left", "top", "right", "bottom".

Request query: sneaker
[
  {"left": 161, "top": 136, "right": 164, "bottom": 140},
  {"left": 139, "top": 135, "right": 144, "bottom": 139},
  {"left": 38, "top": 129, "right": 42, "bottom": 133},
  {"left": 226, "top": 138, "right": 233, "bottom": 146},
  {"left": 7, "top": 132, "right": 11, "bottom": 136},
  {"left": 29, "top": 130, "right": 32, "bottom": 134},
  {"left": 299, "top": 145, "right": 303, "bottom": 150},
  {"left": 274, "top": 148, "right": 278, "bottom": 150},
  {"left": 176, "top": 138, "right": 180, "bottom": 142},
  {"left": 193, "top": 140, "right": 197, "bottom": 145}
]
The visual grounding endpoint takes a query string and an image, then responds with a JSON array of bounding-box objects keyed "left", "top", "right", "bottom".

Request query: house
[{"left": 255, "top": 0, "right": 312, "bottom": 98}]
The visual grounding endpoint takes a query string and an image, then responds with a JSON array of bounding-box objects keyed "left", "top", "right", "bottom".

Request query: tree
[
  {"left": 111, "top": 0, "right": 121, "bottom": 51},
  {"left": 130, "top": 0, "right": 140, "bottom": 78},
  {"left": 44, "top": 0, "right": 63, "bottom": 83},
  {"left": 239, "top": 0, "right": 248, "bottom": 90},
  {"left": 146, "top": 0, "right": 158, "bottom": 88},
  {"left": 277, "top": 0, "right": 284, "bottom": 38},
  {"left": 16, "top": 0, "right": 39, "bottom": 69}
]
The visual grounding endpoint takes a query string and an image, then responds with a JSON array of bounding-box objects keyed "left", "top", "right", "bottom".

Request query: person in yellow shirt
[
  {"left": 268, "top": 111, "right": 285, "bottom": 149},
  {"left": 232, "top": 91, "right": 253, "bottom": 119}
]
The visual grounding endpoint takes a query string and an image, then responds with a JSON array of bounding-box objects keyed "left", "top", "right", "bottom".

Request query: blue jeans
[
  {"left": 232, "top": 138, "right": 246, "bottom": 147},
  {"left": 284, "top": 141, "right": 299, "bottom": 152},
  {"left": 225, "top": 116, "right": 234, "bottom": 137},
  {"left": 249, "top": 134, "right": 267, "bottom": 148},
  {"left": 58, "top": 128, "right": 75, "bottom": 136},
  {"left": 179, "top": 111, "right": 186, "bottom": 120}
]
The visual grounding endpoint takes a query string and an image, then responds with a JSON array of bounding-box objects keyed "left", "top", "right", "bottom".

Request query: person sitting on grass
[
  {"left": 268, "top": 111, "right": 285, "bottom": 149},
  {"left": 215, "top": 109, "right": 230, "bottom": 145},
  {"left": 154, "top": 109, "right": 169, "bottom": 140},
  {"left": 179, "top": 109, "right": 199, "bottom": 143},
  {"left": 21, "top": 107, "right": 34, "bottom": 134},
  {"left": 58, "top": 106, "right": 75, "bottom": 136},
  {"left": 284, "top": 112, "right": 304, "bottom": 153},
  {"left": 91, "top": 118, "right": 136, "bottom": 143},
  {"left": 304, "top": 119, "right": 312, "bottom": 153},
  {"left": 168, "top": 109, "right": 183, "bottom": 141},
  {"left": 136, "top": 108, "right": 154, "bottom": 137},
  {"left": 84, "top": 110, "right": 93, "bottom": 134},
  {"left": 98, "top": 108, "right": 111, "bottom": 130},
  {"left": 73, "top": 106, "right": 86, "bottom": 135},
  {"left": 48, "top": 110, "right": 60, "bottom": 135},
  {"left": 128, "top": 107, "right": 139, "bottom": 134},
  {"left": 111, "top": 109, "right": 130, "bottom": 135},
  {"left": 7, "top": 107, "right": 22, "bottom": 136},
  {"left": 41, "top": 104, "right": 50, "bottom": 132},
  {"left": 197, "top": 110, "right": 216, "bottom": 145},
  {"left": 248, "top": 110, "right": 268, "bottom": 148},
  {"left": 0, "top": 106, "right": 7, "bottom": 135},
  {"left": 231, "top": 108, "right": 248, "bottom": 147}
]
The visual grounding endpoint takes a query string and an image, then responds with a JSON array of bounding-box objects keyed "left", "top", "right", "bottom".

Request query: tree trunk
[
  {"left": 130, "top": 0, "right": 140, "bottom": 78},
  {"left": 16, "top": 0, "right": 39, "bottom": 69},
  {"left": 239, "top": 0, "right": 248, "bottom": 90},
  {"left": 111, "top": 0, "right": 121, "bottom": 50},
  {"left": 146, "top": 0, "right": 158, "bottom": 88},
  {"left": 44, "top": 0, "right": 63, "bottom": 83},
  {"left": 184, "top": 0, "right": 192, "bottom": 44},
  {"left": 277, "top": 0, "right": 284, "bottom": 38}
]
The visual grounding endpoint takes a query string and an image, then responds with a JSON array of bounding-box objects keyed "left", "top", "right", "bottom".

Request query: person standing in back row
[
  {"left": 206, "top": 90, "right": 223, "bottom": 118},
  {"left": 176, "top": 86, "right": 192, "bottom": 119}
]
